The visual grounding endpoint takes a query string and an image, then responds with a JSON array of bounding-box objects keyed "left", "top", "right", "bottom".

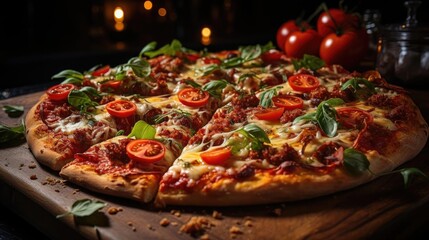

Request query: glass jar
[{"left": 376, "top": 1, "right": 429, "bottom": 88}]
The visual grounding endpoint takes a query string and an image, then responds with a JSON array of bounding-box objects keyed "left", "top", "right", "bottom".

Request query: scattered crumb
[
  {"left": 42, "top": 177, "right": 65, "bottom": 186},
  {"left": 107, "top": 207, "right": 123, "bottom": 215},
  {"left": 244, "top": 220, "right": 253, "bottom": 227},
  {"left": 4, "top": 163, "right": 9, "bottom": 167},
  {"left": 200, "top": 233, "right": 210, "bottom": 240},
  {"left": 54, "top": 189, "right": 60, "bottom": 193},
  {"left": 273, "top": 208, "right": 282, "bottom": 216},
  {"left": 132, "top": 226, "right": 136, "bottom": 232},
  {"left": 30, "top": 174, "right": 37, "bottom": 180},
  {"left": 235, "top": 220, "right": 241, "bottom": 225},
  {"left": 160, "top": 218, "right": 170, "bottom": 227},
  {"left": 212, "top": 210, "right": 223, "bottom": 219},
  {"left": 229, "top": 225, "right": 243, "bottom": 234},
  {"left": 28, "top": 163, "right": 37, "bottom": 169},
  {"left": 180, "top": 216, "right": 211, "bottom": 237},
  {"left": 171, "top": 221, "right": 179, "bottom": 226},
  {"left": 170, "top": 209, "right": 181, "bottom": 217},
  {"left": 20, "top": 163, "right": 24, "bottom": 167},
  {"left": 147, "top": 224, "right": 155, "bottom": 231},
  {"left": 72, "top": 189, "right": 80, "bottom": 194}
]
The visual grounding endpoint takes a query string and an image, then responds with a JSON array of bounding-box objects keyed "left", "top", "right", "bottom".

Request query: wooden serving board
[{"left": 1, "top": 91, "right": 429, "bottom": 240}]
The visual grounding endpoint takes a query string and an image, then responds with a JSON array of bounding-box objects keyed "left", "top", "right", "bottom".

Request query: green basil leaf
[
  {"left": 399, "top": 168, "right": 428, "bottom": 188},
  {"left": 202, "top": 80, "right": 229, "bottom": 98},
  {"left": 115, "top": 130, "right": 125, "bottom": 136},
  {"left": 222, "top": 57, "right": 243, "bottom": 68},
  {"left": 316, "top": 103, "right": 339, "bottom": 137},
  {"left": 293, "top": 98, "right": 344, "bottom": 137},
  {"left": 56, "top": 199, "right": 106, "bottom": 219},
  {"left": 195, "top": 64, "right": 221, "bottom": 77},
  {"left": 292, "top": 54, "right": 325, "bottom": 71},
  {"left": 52, "top": 69, "right": 84, "bottom": 83},
  {"left": 243, "top": 124, "right": 270, "bottom": 144},
  {"left": 235, "top": 124, "right": 270, "bottom": 151},
  {"left": 2, "top": 105, "right": 24, "bottom": 118},
  {"left": 128, "top": 120, "right": 156, "bottom": 139},
  {"left": 139, "top": 41, "right": 157, "bottom": 58},
  {"left": 293, "top": 112, "right": 317, "bottom": 124},
  {"left": 261, "top": 41, "right": 275, "bottom": 52},
  {"left": 61, "top": 78, "right": 83, "bottom": 85},
  {"left": 79, "top": 86, "right": 101, "bottom": 100},
  {"left": 185, "top": 79, "right": 202, "bottom": 88},
  {"left": 240, "top": 44, "right": 262, "bottom": 62},
  {"left": 68, "top": 90, "right": 98, "bottom": 113},
  {"left": 343, "top": 148, "right": 370, "bottom": 175},
  {"left": 143, "top": 39, "right": 183, "bottom": 58},
  {"left": 341, "top": 78, "right": 376, "bottom": 99},
  {"left": 0, "top": 123, "right": 25, "bottom": 145},
  {"left": 87, "top": 64, "right": 103, "bottom": 73},
  {"left": 258, "top": 86, "right": 281, "bottom": 108}
]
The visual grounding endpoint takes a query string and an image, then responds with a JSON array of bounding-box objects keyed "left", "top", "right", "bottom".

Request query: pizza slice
[
  {"left": 155, "top": 70, "right": 428, "bottom": 206},
  {"left": 25, "top": 77, "right": 221, "bottom": 171}
]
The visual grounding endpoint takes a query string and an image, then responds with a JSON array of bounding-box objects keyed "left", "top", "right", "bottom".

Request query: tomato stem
[{"left": 305, "top": 2, "right": 324, "bottom": 24}]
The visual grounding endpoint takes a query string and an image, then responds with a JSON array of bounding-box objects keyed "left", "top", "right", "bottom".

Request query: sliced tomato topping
[
  {"left": 202, "top": 57, "right": 222, "bottom": 65},
  {"left": 255, "top": 107, "right": 285, "bottom": 121},
  {"left": 272, "top": 95, "right": 304, "bottom": 110},
  {"left": 337, "top": 107, "right": 373, "bottom": 130},
  {"left": 106, "top": 100, "right": 137, "bottom": 118},
  {"left": 46, "top": 83, "right": 75, "bottom": 101},
  {"left": 100, "top": 80, "right": 121, "bottom": 91},
  {"left": 200, "top": 147, "right": 231, "bottom": 165},
  {"left": 288, "top": 74, "right": 320, "bottom": 92},
  {"left": 178, "top": 88, "right": 210, "bottom": 108},
  {"left": 126, "top": 139, "right": 165, "bottom": 163},
  {"left": 92, "top": 65, "right": 110, "bottom": 77},
  {"left": 185, "top": 53, "right": 200, "bottom": 62}
]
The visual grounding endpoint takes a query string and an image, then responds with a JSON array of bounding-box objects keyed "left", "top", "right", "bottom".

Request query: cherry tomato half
[
  {"left": 202, "top": 57, "right": 222, "bottom": 65},
  {"left": 200, "top": 147, "right": 231, "bottom": 165},
  {"left": 178, "top": 88, "right": 210, "bottom": 108},
  {"left": 47, "top": 83, "right": 75, "bottom": 101},
  {"left": 106, "top": 99, "right": 137, "bottom": 118},
  {"left": 126, "top": 139, "right": 166, "bottom": 163},
  {"left": 272, "top": 95, "right": 304, "bottom": 110},
  {"left": 185, "top": 53, "right": 200, "bottom": 62},
  {"left": 100, "top": 80, "right": 122, "bottom": 92},
  {"left": 288, "top": 74, "right": 320, "bottom": 92},
  {"left": 92, "top": 65, "right": 110, "bottom": 77},
  {"left": 255, "top": 107, "right": 285, "bottom": 121},
  {"left": 337, "top": 107, "right": 373, "bottom": 130}
]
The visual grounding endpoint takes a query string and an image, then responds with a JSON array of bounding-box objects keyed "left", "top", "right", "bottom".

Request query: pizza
[{"left": 24, "top": 40, "right": 429, "bottom": 206}]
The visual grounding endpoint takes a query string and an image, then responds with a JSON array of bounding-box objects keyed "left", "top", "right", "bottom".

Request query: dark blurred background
[{"left": 1, "top": 0, "right": 428, "bottom": 98}]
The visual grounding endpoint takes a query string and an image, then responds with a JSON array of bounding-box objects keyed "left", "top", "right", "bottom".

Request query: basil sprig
[
  {"left": 292, "top": 54, "right": 325, "bottom": 71},
  {"left": 233, "top": 123, "right": 270, "bottom": 152},
  {"left": 67, "top": 88, "right": 99, "bottom": 113},
  {"left": 128, "top": 120, "right": 156, "bottom": 139},
  {"left": 52, "top": 69, "right": 84, "bottom": 85},
  {"left": 115, "top": 57, "right": 151, "bottom": 80},
  {"left": 154, "top": 109, "right": 191, "bottom": 125},
  {"left": 2, "top": 105, "right": 24, "bottom": 118},
  {"left": 294, "top": 98, "right": 344, "bottom": 137},
  {"left": 201, "top": 80, "right": 229, "bottom": 99},
  {"left": 139, "top": 39, "right": 195, "bottom": 58},
  {"left": 0, "top": 122, "right": 25, "bottom": 145},
  {"left": 341, "top": 77, "right": 376, "bottom": 99},
  {"left": 258, "top": 86, "right": 282, "bottom": 108},
  {"left": 56, "top": 199, "right": 106, "bottom": 219},
  {"left": 221, "top": 42, "right": 274, "bottom": 68}
]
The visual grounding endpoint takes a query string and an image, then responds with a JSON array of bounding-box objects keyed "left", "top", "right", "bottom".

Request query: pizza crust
[
  {"left": 25, "top": 95, "right": 71, "bottom": 171},
  {"left": 60, "top": 163, "right": 161, "bottom": 203}
]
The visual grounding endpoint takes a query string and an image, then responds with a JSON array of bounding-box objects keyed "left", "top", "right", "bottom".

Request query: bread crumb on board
[
  {"left": 107, "top": 207, "right": 123, "bottom": 215},
  {"left": 180, "top": 216, "right": 212, "bottom": 237},
  {"left": 160, "top": 218, "right": 170, "bottom": 227}
]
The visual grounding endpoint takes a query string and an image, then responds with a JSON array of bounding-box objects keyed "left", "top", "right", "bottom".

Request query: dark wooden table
[{"left": 1, "top": 90, "right": 429, "bottom": 240}]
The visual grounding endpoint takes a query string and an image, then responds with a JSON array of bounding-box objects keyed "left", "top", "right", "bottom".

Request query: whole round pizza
[{"left": 24, "top": 40, "right": 428, "bottom": 206}]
